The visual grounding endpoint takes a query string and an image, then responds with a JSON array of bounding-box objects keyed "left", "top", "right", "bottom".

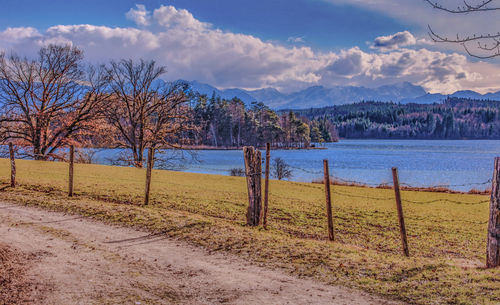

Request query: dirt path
[{"left": 0, "top": 202, "right": 401, "bottom": 305}]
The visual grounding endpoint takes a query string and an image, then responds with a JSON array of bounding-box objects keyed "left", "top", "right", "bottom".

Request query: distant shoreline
[{"left": 182, "top": 145, "right": 328, "bottom": 151}]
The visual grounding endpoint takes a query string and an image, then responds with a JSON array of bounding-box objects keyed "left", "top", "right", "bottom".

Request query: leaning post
[
  {"left": 323, "top": 159, "right": 334, "bottom": 241},
  {"left": 392, "top": 167, "right": 409, "bottom": 257}
]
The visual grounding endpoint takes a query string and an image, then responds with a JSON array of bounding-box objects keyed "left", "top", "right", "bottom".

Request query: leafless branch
[
  {"left": 426, "top": 1, "right": 500, "bottom": 58},
  {"left": 104, "top": 59, "right": 194, "bottom": 168},
  {"left": 424, "top": 0, "right": 500, "bottom": 13}
]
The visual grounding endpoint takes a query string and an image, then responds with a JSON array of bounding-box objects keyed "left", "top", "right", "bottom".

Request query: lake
[{"left": 93, "top": 140, "right": 500, "bottom": 192}]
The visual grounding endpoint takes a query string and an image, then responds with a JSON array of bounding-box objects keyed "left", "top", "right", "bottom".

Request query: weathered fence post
[
  {"left": 144, "top": 147, "right": 154, "bottom": 206},
  {"left": 487, "top": 157, "right": 500, "bottom": 268},
  {"left": 262, "top": 143, "right": 271, "bottom": 229},
  {"left": 323, "top": 160, "right": 334, "bottom": 241},
  {"left": 392, "top": 167, "right": 409, "bottom": 257},
  {"left": 243, "top": 146, "right": 262, "bottom": 226},
  {"left": 68, "top": 145, "right": 74, "bottom": 197},
  {"left": 9, "top": 143, "right": 15, "bottom": 188}
]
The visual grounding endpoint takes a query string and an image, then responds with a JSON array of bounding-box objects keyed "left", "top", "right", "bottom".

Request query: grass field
[{"left": 0, "top": 159, "right": 498, "bottom": 304}]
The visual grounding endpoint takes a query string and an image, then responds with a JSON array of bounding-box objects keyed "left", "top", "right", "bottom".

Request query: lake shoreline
[
  {"left": 88, "top": 140, "right": 500, "bottom": 192},
  {"left": 182, "top": 145, "right": 328, "bottom": 151}
]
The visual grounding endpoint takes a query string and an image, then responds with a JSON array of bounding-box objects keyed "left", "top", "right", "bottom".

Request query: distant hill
[
  {"left": 188, "top": 80, "right": 257, "bottom": 104},
  {"left": 401, "top": 90, "right": 500, "bottom": 104},
  {"left": 289, "top": 97, "right": 500, "bottom": 140},
  {"left": 184, "top": 80, "right": 500, "bottom": 109}
]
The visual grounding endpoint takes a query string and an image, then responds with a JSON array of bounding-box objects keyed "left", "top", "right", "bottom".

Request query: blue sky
[
  {"left": 1, "top": 0, "right": 500, "bottom": 93},
  {"left": 0, "top": 0, "right": 412, "bottom": 50}
]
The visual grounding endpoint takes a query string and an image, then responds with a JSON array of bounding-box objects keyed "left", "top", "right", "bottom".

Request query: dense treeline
[
  {"left": 289, "top": 98, "right": 500, "bottom": 139},
  {"left": 183, "top": 94, "right": 337, "bottom": 148}
]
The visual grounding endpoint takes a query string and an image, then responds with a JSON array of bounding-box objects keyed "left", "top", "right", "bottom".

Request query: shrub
[
  {"left": 229, "top": 168, "right": 245, "bottom": 176},
  {"left": 272, "top": 157, "right": 292, "bottom": 180}
]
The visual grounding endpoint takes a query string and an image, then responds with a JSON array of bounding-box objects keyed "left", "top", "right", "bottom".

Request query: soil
[
  {"left": 0, "top": 202, "right": 401, "bottom": 305},
  {"left": 0, "top": 242, "right": 50, "bottom": 304}
]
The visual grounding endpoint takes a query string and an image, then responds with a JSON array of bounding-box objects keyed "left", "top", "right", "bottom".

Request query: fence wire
[
  {"left": 287, "top": 163, "right": 492, "bottom": 190},
  {"left": 185, "top": 161, "right": 492, "bottom": 190},
  {"left": 78, "top": 151, "right": 493, "bottom": 206},
  {"left": 331, "top": 189, "right": 489, "bottom": 205},
  {"left": 184, "top": 161, "right": 491, "bottom": 206},
  {"left": 400, "top": 179, "right": 492, "bottom": 189},
  {"left": 273, "top": 161, "right": 492, "bottom": 206}
]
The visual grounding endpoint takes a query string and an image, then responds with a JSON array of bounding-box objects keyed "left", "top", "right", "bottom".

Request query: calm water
[{"left": 94, "top": 140, "right": 500, "bottom": 191}]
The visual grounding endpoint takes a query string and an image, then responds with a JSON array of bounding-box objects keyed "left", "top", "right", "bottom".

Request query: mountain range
[{"left": 186, "top": 80, "right": 500, "bottom": 110}]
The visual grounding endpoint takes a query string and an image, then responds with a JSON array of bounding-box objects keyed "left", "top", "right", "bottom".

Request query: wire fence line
[
  {"left": 180, "top": 160, "right": 493, "bottom": 209},
  {"left": 186, "top": 161, "right": 493, "bottom": 194},
  {"left": 288, "top": 163, "right": 493, "bottom": 189},
  {"left": 4, "top": 144, "right": 499, "bottom": 261},
  {"left": 400, "top": 180, "right": 492, "bottom": 188},
  {"left": 7, "top": 149, "right": 491, "bottom": 206},
  {"left": 3, "top": 145, "right": 494, "bottom": 206},
  {"left": 7, "top": 143, "right": 492, "bottom": 193},
  {"left": 332, "top": 189, "right": 489, "bottom": 205}
]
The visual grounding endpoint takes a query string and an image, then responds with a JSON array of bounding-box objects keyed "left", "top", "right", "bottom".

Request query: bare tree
[
  {"left": 105, "top": 59, "right": 191, "bottom": 168},
  {"left": 271, "top": 157, "right": 293, "bottom": 180},
  {"left": 425, "top": 0, "right": 500, "bottom": 58},
  {"left": 0, "top": 45, "right": 109, "bottom": 160},
  {"left": 229, "top": 168, "right": 245, "bottom": 176}
]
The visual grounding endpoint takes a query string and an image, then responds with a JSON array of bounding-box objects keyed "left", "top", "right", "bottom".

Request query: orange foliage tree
[{"left": 0, "top": 45, "right": 109, "bottom": 160}]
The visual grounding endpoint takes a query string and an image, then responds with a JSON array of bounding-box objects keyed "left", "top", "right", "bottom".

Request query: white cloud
[
  {"left": 0, "top": 27, "right": 41, "bottom": 55},
  {"left": 372, "top": 31, "right": 416, "bottom": 51},
  {"left": 0, "top": 27, "right": 40, "bottom": 42},
  {"left": 153, "top": 5, "right": 209, "bottom": 31},
  {"left": 1, "top": 4, "right": 500, "bottom": 94},
  {"left": 319, "top": 47, "right": 479, "bottom": 93},
  {"left": 46, "top": 25, "right": 160, "bottom": 50},
  {"left": 288, "top": 36, "right": 305, "bottom": 44},
  {"left": 126, "top": 4, "right": 151, "bottom": 26}
]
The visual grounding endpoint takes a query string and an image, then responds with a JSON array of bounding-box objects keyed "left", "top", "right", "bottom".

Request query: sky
[{"left": 1, "top": 0, "right": 500, "bottom": 94}]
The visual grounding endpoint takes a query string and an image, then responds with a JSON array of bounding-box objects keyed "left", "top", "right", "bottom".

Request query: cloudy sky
[{"left": 1, "top": 0, "right": 500, "bottom": 94}]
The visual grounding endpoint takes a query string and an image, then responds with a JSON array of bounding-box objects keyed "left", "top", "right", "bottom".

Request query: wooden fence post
[
  {"left": 262, "top": 143, "right": 271, "bottom": 229},
  {"left": 9, "top": 143, "right": 15, "bottom": 188},
  {"left": 68, "top": 145, "right": 74, "bottom": 197},
  {"left": 323, "top": 160, "right": 334, "bottom": 241},
  {"left": 243, "top": 146, "right": 262, "bottom": 226},
  {"left": 392, "top": 167, "right": 409, "bottom": 257},
  {"left": 144, "top": 147, "right": 154, "bottom": 206},
  {"left": 487, "top": 157, "right": 500, "bottom": 268}
]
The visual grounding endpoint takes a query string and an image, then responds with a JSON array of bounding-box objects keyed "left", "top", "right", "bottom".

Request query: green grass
[{"left": 0, "top": 159, "right": 498, "bottom": 304}]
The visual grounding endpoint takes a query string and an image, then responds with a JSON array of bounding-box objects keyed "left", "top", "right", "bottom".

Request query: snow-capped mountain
[{"left": 185, "top": 80, "right": 500, "bottom": 109}]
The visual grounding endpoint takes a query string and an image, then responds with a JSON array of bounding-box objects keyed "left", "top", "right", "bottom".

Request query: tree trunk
[
  {"left": 229, "top": 121, "right": 234, "bottom": 146},
  {"left": 237, "top": 120, "right": 241, "bottom": 147},
  {"left": 33, "top": 129, "right": 42, "bottom": 160},
  {"left": 210, "top": 123, "right": 218, "bottom": 147}
]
